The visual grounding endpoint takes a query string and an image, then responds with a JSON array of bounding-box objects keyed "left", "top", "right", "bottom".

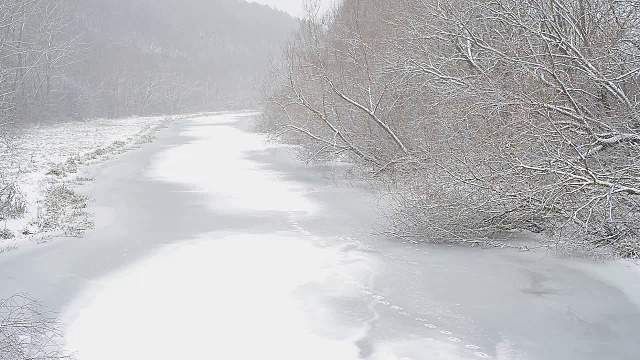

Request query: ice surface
[{"left": 148, "top": 114, "right": 316, "bottom": 213}]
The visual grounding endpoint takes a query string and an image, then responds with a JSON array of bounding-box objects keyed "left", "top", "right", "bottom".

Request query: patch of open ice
[
  {"left": 1, "top": 115, "right": 174, "bottom": 251},
  {"left": 148, "top": 114, "right": 316, "bottom": 213}
]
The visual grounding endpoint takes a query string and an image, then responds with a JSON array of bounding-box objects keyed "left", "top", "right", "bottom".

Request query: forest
[
  {"left": 262, "top": 0, "right": 640, "bottom": 258},
  {"left": 0, "top": 0, "right": 296, "bottom": 123}
]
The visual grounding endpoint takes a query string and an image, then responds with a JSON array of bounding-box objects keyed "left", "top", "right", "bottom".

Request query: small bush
[
  {"left": 0, "top": 183, "right": 27, "bottom": 221},
  {"left": 37, "top": 184, "right": 93, "bottom": 237},
  {"left": 20, "top": 226, "right": 34, "bottom": 236},
  {"left": 46, "top": 166, "right": 66, "bottom": 177},
  {"left": 87, "top": 148, "right": 107, "bottom": 159},
  {"left": 64, "top": 158, "right": 78, "bottom": 174},
  {"left": 0, "top": 228, "right": 15, "bottom": 240}
]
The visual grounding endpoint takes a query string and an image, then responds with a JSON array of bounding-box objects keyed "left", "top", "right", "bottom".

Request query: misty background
[
  {"left": 0, "top": 0, "right": 297, "bottom": 123},
  {"left": 1, "top": 1, "right": 640, "bottom": 360}
]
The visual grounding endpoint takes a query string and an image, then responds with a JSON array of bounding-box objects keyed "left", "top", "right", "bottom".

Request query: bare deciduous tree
[{"left": 263, "top": 0, "right": 640, "bottom": 257}]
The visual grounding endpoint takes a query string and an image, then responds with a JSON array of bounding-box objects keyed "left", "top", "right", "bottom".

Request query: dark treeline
[
  {"left": 262, "top": 0, "right": 640, "bottom": 258},
  {"left": 0, "top": 0, "right": 297, "bottom": 123}
]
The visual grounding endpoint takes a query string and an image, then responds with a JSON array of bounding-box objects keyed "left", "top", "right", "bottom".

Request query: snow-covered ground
[
  {"left": 0, "top": 115, "right": 182, "bottom": 252},
  {"left": 1, "top": 112, "right": 633, "bottom": 360}
]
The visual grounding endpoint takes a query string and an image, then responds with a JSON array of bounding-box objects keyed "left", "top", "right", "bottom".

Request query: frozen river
[{"left": 1, "top": 113, "right": 639, "bottom": 359}]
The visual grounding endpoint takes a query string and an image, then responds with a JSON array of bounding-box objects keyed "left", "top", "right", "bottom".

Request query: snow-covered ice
[
  {"left": 149, "top": 113, "right": 316, "bottom": 213},
  {"left": 53, "top": 113, "right": 640, "bottom": 360},
  {"left": 64, "top": 114, "right": 366, "bottom": 359},
  {"left": 63, "top": 114, "right": 478, "bottom": 360},
  {"left": 63, "top": 233, "right": 484, "bottom": 360}
]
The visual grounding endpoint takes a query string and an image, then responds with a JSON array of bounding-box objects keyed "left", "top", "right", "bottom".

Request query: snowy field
[{"left": 0, "top": 115, "right": 185, "bottom": 252}]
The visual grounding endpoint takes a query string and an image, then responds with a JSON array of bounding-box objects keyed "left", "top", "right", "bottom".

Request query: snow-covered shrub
[
  {"left": 46, "top": 158, "right": 80, "bottom": 177},
  {"left": 0, "top": 228, "right": 14, "bottom": 240},
  {"left": 0, "top": 294, "right": 71, "bottom": 360},
  {"left": 0, "top": 183, "right": 26, "bottom": 221},
  {"left": 263, "top": 0, "right": 640, "bottom": 258},
  {"left": 45, "top": 165, "right": 66, "bottom": 177},
  {"left": 36, "top": 185, "right": 93, "bottom": 237},
  {"left": 64, "top": 158, "right": 78, "bottom": 174},
  {"left": 86, "top": 147, "right": 107, "bottom": 160}
]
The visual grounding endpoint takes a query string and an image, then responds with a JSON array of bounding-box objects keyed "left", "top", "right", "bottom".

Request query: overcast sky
[{"left": 250, "top": 0, "right": 305, "bottom": 17}]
